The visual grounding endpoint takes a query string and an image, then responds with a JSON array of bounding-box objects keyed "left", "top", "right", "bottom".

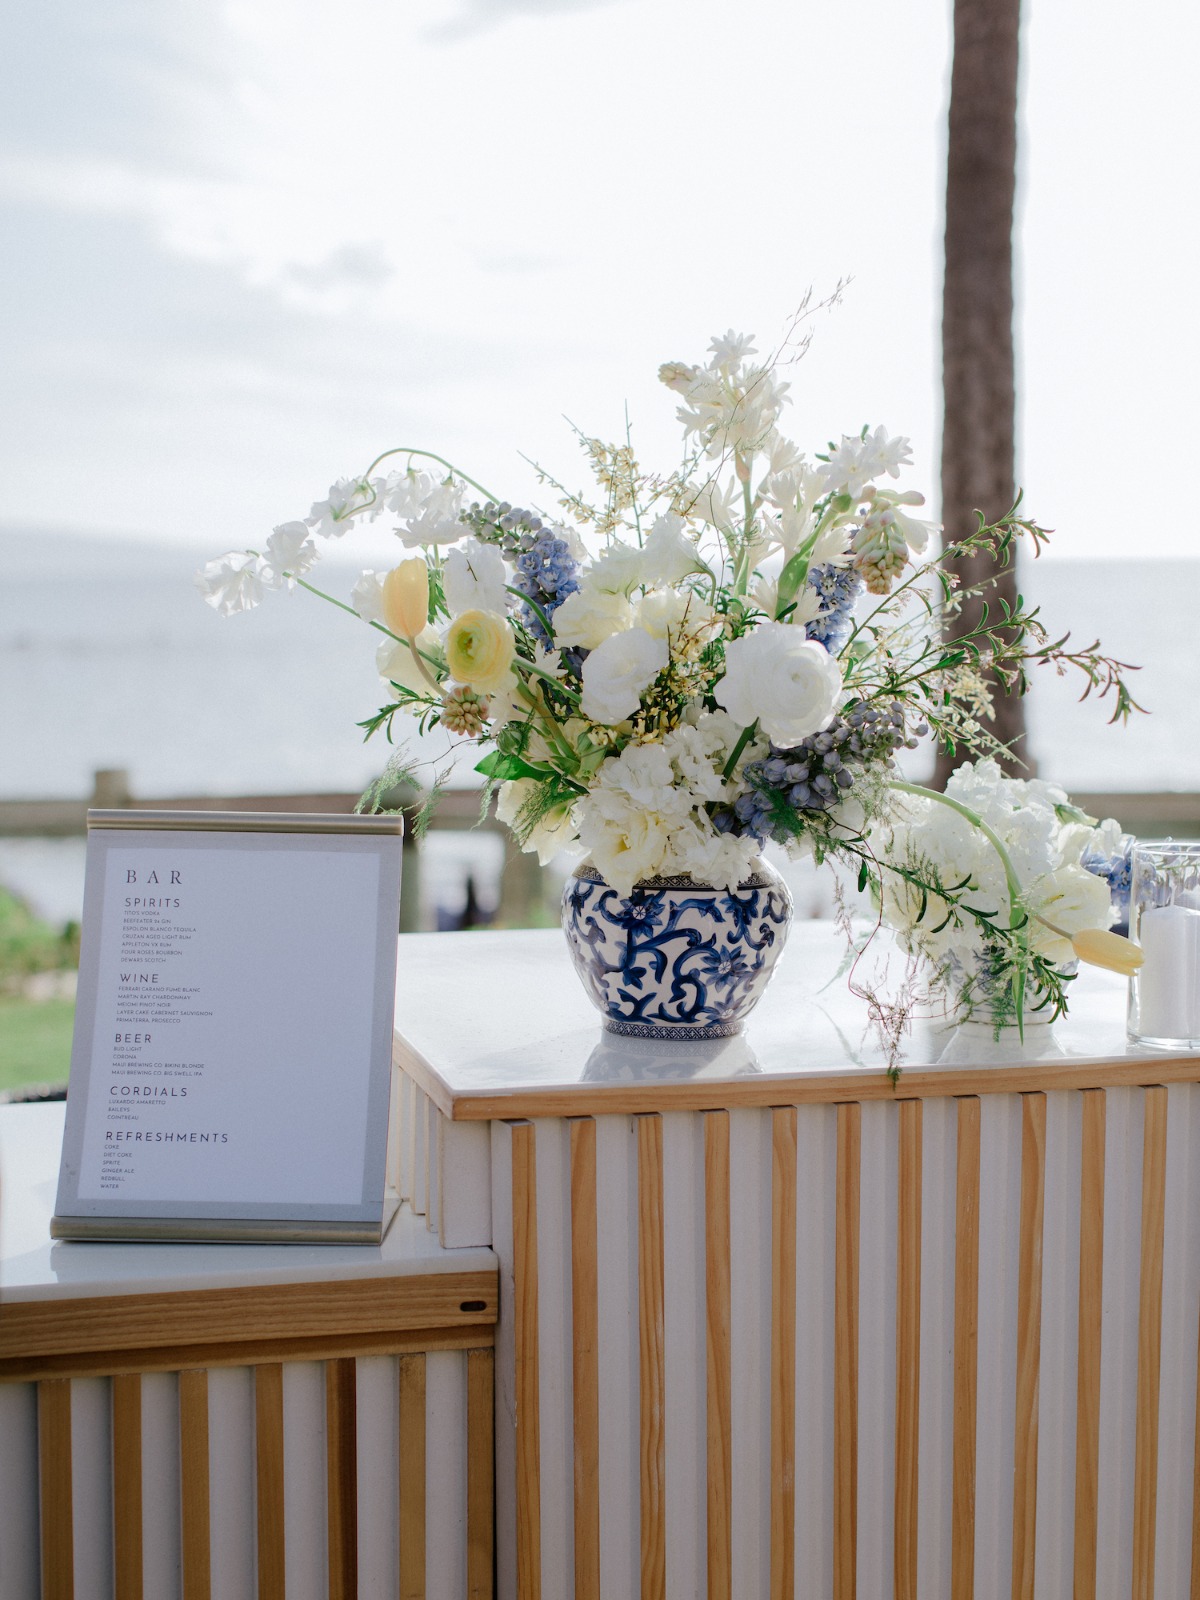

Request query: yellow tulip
[
  {"left": 445, "top": 609, "right": 516, "bottom": 695},
  {"left": 382, "top": 559, "right": 429, "bottom": 639},
  {"left": 1071, "top": 927, "right": 1145, "bottom": 975}
]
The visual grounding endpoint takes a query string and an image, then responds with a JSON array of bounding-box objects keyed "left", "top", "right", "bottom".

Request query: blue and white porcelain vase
[{"left": 561, "top": 860, "right": 793, "bottom": 1039}]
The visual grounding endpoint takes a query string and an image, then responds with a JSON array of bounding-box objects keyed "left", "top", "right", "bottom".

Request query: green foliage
[{"left": 0, "top": 887, "right": 79, "bottom": 988}]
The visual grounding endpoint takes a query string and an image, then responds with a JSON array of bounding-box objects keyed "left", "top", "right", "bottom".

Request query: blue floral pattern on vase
[{"left": 561, "top": 861, "right": 793, "bottom": 1039}]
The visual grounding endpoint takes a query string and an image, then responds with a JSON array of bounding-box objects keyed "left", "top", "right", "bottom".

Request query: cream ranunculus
[
  {"left": 382, "top": 558, "right": 429, "bottom": 639},
  {"left": 579, "top": 627, "right": 669, "bottom": 724},
  {"left": 715, "top": 623, "right": 842, "bottom": 746},
  {"left": 551, "top": 586, "right": 633, "bottom": 650},
  {"left": 445, "top": 609, "right": 516, "bottom": 694}
]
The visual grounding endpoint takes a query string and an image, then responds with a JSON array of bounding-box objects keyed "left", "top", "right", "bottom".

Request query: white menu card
[{"left": 53, "top": 811, "right": 403, "bottom": 1242}]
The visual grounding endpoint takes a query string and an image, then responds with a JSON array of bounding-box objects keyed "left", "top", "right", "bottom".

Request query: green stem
[
  {"left": 505, "top": 584, "right": 556, "bottom": 645},
  {"left": 722, "top": 720, "right": 759, "bottom": 781},
  {"left": 888, "top": 780, "right": 1024, "bottom": 929},
  {"left": 359, "top": 448, "right": 498, "bottom": 503},
  {"left": 516, "top": 658, "right": 583, "bottom": 706}
]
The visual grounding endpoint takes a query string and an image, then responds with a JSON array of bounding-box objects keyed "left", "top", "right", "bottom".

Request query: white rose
[
  {"left": 715, "top": 623, "right": 842, "bottom": 746},
  {"left": 580, "top": 627, "right": 669, "bottom": 723},
  {"left": 442, "top": 537, "right": 508, "bottom": 617},
  {"left": 551, "top": 587, "right": 633, "bottom": 650},
  {"left": 587, "top": 542, "right": 646, "bottom": 595}
]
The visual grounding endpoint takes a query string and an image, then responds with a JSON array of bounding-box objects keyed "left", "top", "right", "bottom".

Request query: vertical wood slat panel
[
  {"left": 705, "top": 1109, "right": 733, "bottom": 1600},
  {"left": 1011, "top": 1093, "right": 1046, "bottom": 1600},
  {"left": 467, "top": 1350, "right": 495, "bottom": 1600},
  {"left": 512, "top": 1119, "right": 542, "bottom": 1600},
  {"left": 112, "top": 1372, "right": 143, "bottom": 1600},
  {"left": 770, "top": 1106, "right": 798, "bottom": 1600},
  {"left": 254, "top": 1365, "right": 285, "bottom": 1600},
  {"left": 895, "top": 1100, "right": 922, "bottom": 1600},
  {"left": 1074, "top": 1089, "right": 1106, "bottom": 1600},
  {"left": 1133, "top": 1084, "right": 1168, "bottom": 1600},
  {"left": 569, "top": 1117, "right": 600, "bottom": 1600},
  {"left": 38, "top": 1377, "right": 74, "bottom": 1600},
  {"left": 834, "top": 1101, "right": 861, "bottom": 1600},
  {"left": 325, "top": 1358, "right": 358, "bottom": 1600},
  {"left": 398, "top": 1353, "right": 427, "bottom": 1600},
  {"left": 179, "top": 1369, "right": 211, "bottom": 1600},
  {"left": 952, "top": 1096, "right": 981, "bottom": 1600},
  {"left": 637, "top": 1115, "right": 667, "bottom": 1600}
]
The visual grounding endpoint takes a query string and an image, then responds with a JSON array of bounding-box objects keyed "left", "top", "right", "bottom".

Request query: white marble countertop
[
  {"left": 392, "top": 924, "right": 1199, "bottom": 1118},
  {"left": 0, "top": 1102, "right": 494, "bottom": 1303}
]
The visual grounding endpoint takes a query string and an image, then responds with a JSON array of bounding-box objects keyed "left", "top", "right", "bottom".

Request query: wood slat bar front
[
  {"left": 178, "top": 1368, "right": 211, "bottom": 1600},
  {"left": 511, "top": 1119, "right": 542, "bottom": 1600},
  {"left": 952, "top": 1095, "right": 981, "bottom": 1600},
  {"left": 834, "top": 1101, "right": 861, "bottom": 1600},
  {"left": 37, "top": 1377, "right": 73, "bottom": 1600},
  {"left": 704, "top": 1109, "right": 733, "bottom": 1600},
  {"left": 1133, "top": 1083, "right": 1168, "bottom": 1600},
  {"left": 770, "top": 1105, "right": 798, "bottom": 1600},
  {"left": 637, "top": 1114, "right": 666, "bottom": 1600},
  {"left": 569, "top": 1116, "right": 601, "bottom": 1600},
  {"left": 398, "top": 1352, "right": 427, "bottom": 1599},
  {"left": 111, "top": 1371, "right": 143, "bottom": 1600},
  {"left": 894, "top": 1099, "right": 922, "bottom": 1600},
  {"left": 254, "top": 1363, "right": 285, "bottom": 1600}
]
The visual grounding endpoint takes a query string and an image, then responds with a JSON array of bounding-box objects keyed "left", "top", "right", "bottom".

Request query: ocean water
[{"left": 3, "top": 527, "right": 1197, "bottom": 921}]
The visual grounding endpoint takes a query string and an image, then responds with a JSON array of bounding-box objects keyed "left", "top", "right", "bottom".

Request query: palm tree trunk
[{"left": 935, "top": 0, "right": 1028, "bottom": 784}]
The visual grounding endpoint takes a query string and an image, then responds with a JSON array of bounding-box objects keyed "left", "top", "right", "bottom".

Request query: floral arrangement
[{"left": 198, "top": 312, "right": 1141, "bottom": 1032}]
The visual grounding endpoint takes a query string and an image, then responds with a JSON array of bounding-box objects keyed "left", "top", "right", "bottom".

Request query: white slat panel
[
  {"left": 70, "top": 1376, "right": 114, "bottom": 1600},
  {"left": 662, "top": 1109, "right": 706, "bottom": 1600},
  {"left": 426, "top": 1350, "right": 469, "bottom": 1600},
  {"left": 1034, "top": 1089, "right": 1082, "bottom": 1600},
  {"left": 356, "top": 1356, "right": 399, "bottom": 1597},
  {"left": 535, "top": 1117, "right": 573, "bottom": 1599},
  {"left": 388, "top": 1062, "right": 403, "bottom": 1195},
  {"left": 595, "top": 1113, "right": 639, "bottom": 1600},
  {"left": 426, "top": 1096, "right": 440, "bottom": 1233},
  {"left": 141, "top": 1371, "right": 183, "bottom": 1600},
  {"left": 1154, "top": 1082, "right": 1200, "bottom": 1594},
  {"left": 439, "top": 1117, "right": 493, "bottom": 1247},
  {"left": 793, "top": 1103, "right": 837, "bottom": 1598},
  {"left": 856, "top": 1099, "right": 897, "bottom": 1599},
  {"left": 398, "top": 1072, "right": 415, "bottom": 1202},
  {"left": 490, "top": 1119, "right": 519, "bottom": 1600},
  {"left": 973, "top": 1093, "right": 1022, "bottom": 1600},
  {"left": 917, "top": 1094, "right": 957, "bottom": 1600},
  {"left": 729, "top": 1107, "right": 772, "bottom": 1600},
  {"left": 281, "top": 1361, "right": 328, "bottom": 1600},
  {"left": 208, "top": 1365, "right": 255, "bottom": 1600},
  {"left": 0, "top": 1382, "right": 39, "bottom": 1600},
  {"left": 410, "top": 1083, "right": 428, "bottom": 1217},
  {"left": 1096, "top": 1087, "right": 1145, "bottom": 1598}
]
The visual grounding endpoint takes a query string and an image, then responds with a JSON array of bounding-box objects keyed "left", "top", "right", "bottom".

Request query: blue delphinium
[
  {"left": 805, "top": 563, "right": 864, "bottom": 653},
  {"left": 1081, "top": 829, "right": 1134, "bottom": 934},
  {"left": 715, "top": 701, "right": 925, "bottom": 846},
  {"left": 460, "top": 500, "right": 579, "bottom": 649}
]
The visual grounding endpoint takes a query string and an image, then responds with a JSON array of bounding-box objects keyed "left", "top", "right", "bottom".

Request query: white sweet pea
[
  {"left": 260, "top": 521, "right": 318, "bottom": 589},
  {"left": 443, "top": 537, "right": 508, "bottom": 617},
  {"left": 352, "top": 570, "right": 387, "bottom": 624},
  {"left": 580, "top": 627, "right": 669, "bottom": 723},
  {"left": 377, "top": 629, "right": 441, "bottom": 695},
  {"left": 551, "top": 587, "right": 633, "bottom": 650},
  {"left": 392, "top": 477, "right": 468, "bottom": 548},
  {"left": 641, "top": 514, "right": 707, "bottom": 587},
  {"left": 308, "top": 477, "right": 374, "bottom": 538},
  {"left": 195, "top": 552, "right": 265, "bottom": 615},
  {"left": 715, "top": 623, "right": 842, "bottom": 746}
]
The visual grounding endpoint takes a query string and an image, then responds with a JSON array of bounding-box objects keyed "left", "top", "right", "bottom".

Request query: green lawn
[{"left": 0, "top": 997, "right": 74, "bottom": 1094}]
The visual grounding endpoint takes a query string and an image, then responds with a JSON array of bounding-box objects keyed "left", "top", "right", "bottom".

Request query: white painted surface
[
  {"left": 438, "top": 1116, "right": 492, "bottom": 1248},
  {"left": 208, "top": 1365, "right": 256, "bottom": 1600},
  {"left": 729, "top": 1107, "right": 771, "bottom": 1600},
  {"left": 594, "top": 1114, "right": 638, "bottom": 1600},
  {"left": 856, "top": 1099, "right": 898, "bottom": 1598},
  {"left": 1156, "top": 1085, "right": 1200, "bottom": 1596},
  {"left": 141, "top": 1371, "right": 183, "bottom": 1599},
  {"left": 0, "top": 1383, "right": 39, "bottom": 1600},
  {"left": 392, "top": 926, "right": 1141, "bottom": 1112},
  {"left": 356, "top": 1355, "right": 399, "bottom": 1597},
  {"left": 661, "top": 1110, "right": 706, "bottom": 1600},
  {"left": 70, "top": 1376, "right": 113, "bottom": 1597},
  {"left": 425, "top": 1350, "right": 468, "bottom": 1600},
  {"left": 917, "top": 1095, "right": 956, "bottom": 1600},
  {"left": 282, "top": 1361, "right": 328, "bottom": 1600}
]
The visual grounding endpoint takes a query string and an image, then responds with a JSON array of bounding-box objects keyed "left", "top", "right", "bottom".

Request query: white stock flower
[
  {"left": 194, "top": 552, "right": 265, "bottom": 615},
  {"left": 551, "top": 587, "right": 633, "bottom": 650},
  {"left": 715, "top": 624, "right": 842, "bottom": 746},
  {"left": 308, "top": 477, "right": 374, "bottom": 538},
  {"left": 641, "top": 513, "right": 706, "bottom": 587},
  {"left": 260, "top": 522, "right": 318, "bottom": 589},
  {"left": 580, "top": 627, "right": 668, "bottom": 723},
  {"left": 443, "top": 538, "right": 508, "bottom": 617}
]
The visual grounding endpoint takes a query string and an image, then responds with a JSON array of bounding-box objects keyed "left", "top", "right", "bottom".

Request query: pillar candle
[{"left": 1136, "top": 903, "right": 1200, "bottom": 1041}]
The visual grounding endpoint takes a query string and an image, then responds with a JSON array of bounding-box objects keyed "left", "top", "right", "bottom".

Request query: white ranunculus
[
  {"left": 580, "top": 627, "right": 669, "bottom": 724},
  {"left": 443, "top": 537, "right": 508, "bottom": 617},
  {"left": 551, "top": 587, "right": 633, "bottom": 650},
  {"left": 715, "top": 624, "right": 842, "bottom": 746},
  {"left": 635, "top": 588, "right": 714, "bottom": 642},
  {"left": 1029, "top": 865, "right": 1114, "bottom": 962}
]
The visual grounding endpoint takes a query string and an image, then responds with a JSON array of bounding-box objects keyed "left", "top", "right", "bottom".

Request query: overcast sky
[{"left": 2, "top": 0, "right": 1197, "bottom": 562}]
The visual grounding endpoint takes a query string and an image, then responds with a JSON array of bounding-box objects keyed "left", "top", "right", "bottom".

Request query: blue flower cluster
[
  {"left": 1081, "top": 831, "right": 1134, "bottom": 933},
  {"left": 716, "top": 701, "right": 924, "bottom": 845},
  {"left": 804, "top": 563, "right": 863, "bottom": 653},
  {"left": 461, "top": 500, "right": 580, "bottom": 648}
]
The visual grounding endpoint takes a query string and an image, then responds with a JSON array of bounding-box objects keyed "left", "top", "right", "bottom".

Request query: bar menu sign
[{"left": 54, "top": 811, "right": 403, "bottom": 1243}]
